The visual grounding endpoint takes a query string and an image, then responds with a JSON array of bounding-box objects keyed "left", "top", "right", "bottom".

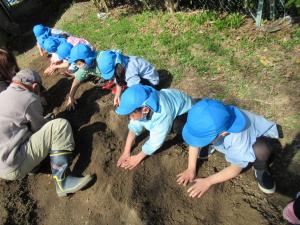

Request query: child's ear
[
  {"left": 142, "top": 106, "right": 150, "bottom": 114},
  {"left": 220, "top": 132, "right": 229, "bottom": 137}
]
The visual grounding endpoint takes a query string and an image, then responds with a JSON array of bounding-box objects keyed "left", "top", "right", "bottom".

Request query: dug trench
[{"left": 0, "top": 55, "right": 297, "bottom": 225}]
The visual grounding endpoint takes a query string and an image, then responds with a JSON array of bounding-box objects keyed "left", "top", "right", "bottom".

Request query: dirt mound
[{"left": 0, "top": 54, "right": 294, "bottom": 225}]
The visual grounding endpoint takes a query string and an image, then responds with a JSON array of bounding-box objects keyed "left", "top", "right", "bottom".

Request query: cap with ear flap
[
  {"left": 56, "top": 42, "right": 73, "bottom": 60},
  {"left": 68, "top": 44, "right": 96, "bottom": 67},
  {"left": 36, "top": 33, "right": 48, "bottom": 50},
  {"left": 13, "top": 69, "right": 42, "bottom": 86},
  {"left": 182, "top": 98, "right": 248, "bottom": 148},
  {"left": 33, "top": 24, "right": 50, "bottom": 37},
  {"left": 115, "top": 84, "right": 160, "bottom": 115},
  {"left": 98, "top": 50, "right": 126, "bottom": 80},
  {"left": 43, "top": 37, "right": 66, "bottom": 53}
]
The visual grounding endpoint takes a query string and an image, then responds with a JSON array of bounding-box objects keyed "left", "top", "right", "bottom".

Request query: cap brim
[
  {"left": 182, "top": 124, "right": 217, "bottom": 148},
  {"left": 68, "top": 57, "right": 76, "bottom": 64},
  {"left": 226, "top": 106, "right": 248, "bottom": 133},
  {"left": 57, "top": 55, "right": 64, "bottom": 61},
  {"left": 101, "top": 70, "right": 115, "bottom": 80}
]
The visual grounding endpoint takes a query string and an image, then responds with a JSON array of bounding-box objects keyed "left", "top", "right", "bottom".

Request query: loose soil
[{"left": 1, "top": 3, "right": 300, "bottom": 225}]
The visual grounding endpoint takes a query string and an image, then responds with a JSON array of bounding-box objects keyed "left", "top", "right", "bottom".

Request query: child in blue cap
[
  {"left": 66, "top": 44, "right": 100, "bottom": 110},
  {"left": 177, "top": 98, "right": 281, "bottom": 198},
  {"left": 43, "top": 36, "right": 94, "bottom": 76},
  {"left": 115, "top": 84, "right": 193, "bottom": 170},
  {"left": 98, "top": 50, "right": 159, "bottom": 107},
  {"left": 33, "top": 24, "right": 70, "bottom": 56}
]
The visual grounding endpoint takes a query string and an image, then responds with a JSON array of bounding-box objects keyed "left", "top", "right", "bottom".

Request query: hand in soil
[
  {"left": 66, "top": 97, "right": 77, "bottom": 111},
  {"left": 187, "top": 178, "right": 212, "bottom": 199},
  {"left": 44, "top": 66, "right": 57, "bottom": 75},
  {"left": 113, "top": 96, "right": 120, "bottom": 107},
  {"left": 123, "top": 155, "right": 143, "bottom": 170},
  {"left": 176, "top": 168, "right": 196, "bottom": 186},
  {"left": 117, "top": 152, "right": 130, "bottom": 167}
]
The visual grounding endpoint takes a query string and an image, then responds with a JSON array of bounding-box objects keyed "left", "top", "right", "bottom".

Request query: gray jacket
[{"left": 0, "top": 85, "right": 46, "bottom": 175}]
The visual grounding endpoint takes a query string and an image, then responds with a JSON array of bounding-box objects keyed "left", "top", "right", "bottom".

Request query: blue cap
[
  {"left": 43, "top": 37, "right": 66, "bottom": 53},
  {"left": 36, "top": 33, "right": 48, "bottom": 50},
  {"left": 98, "top": 50, "right": 124, "bottom": 80},
  {"left": 68, "top": 44, "right": 96, "bottom": 67},
  {"left": 182, "top": 99, "right": 248, "bottom": 147},
  {"left": 116, "top": 84, "right": 160, "bottom": 115},
  {"left": 33, "top": 24, "right": 49, "bottom": 37},
  {"left": 56, "top": 42, "right": 73, "bottom": 60}
]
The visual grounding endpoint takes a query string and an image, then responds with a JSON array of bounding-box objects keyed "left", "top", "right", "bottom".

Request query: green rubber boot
[{"left": 50, "top": 150, "right": 93, "bottom": 197}]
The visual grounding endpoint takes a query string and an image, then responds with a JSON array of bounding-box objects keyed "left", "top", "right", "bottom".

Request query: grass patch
[{"left": 57, "top": 5, "right": 300, "bottom": 142}]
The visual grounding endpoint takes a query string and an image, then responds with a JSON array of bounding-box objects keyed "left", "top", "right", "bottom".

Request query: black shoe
[
  {"left": 254, "top": 169, "right": 276, "bottom": 194},
  {"left": 198, "top": 145, "right": 216, "bottom": 160}
]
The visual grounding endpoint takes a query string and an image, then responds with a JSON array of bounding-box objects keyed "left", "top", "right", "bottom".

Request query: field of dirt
[
  {"left": 1, "top": 2, "right": 300, "bottom": 225},
  {"left": 0, "top": 53, "right": 295, "bottom": 225}
]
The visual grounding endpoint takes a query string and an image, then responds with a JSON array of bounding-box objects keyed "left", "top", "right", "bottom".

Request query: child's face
[
  {"left": 130, "top": 109, "right": 144, "bottom": 120},
  {"left": 75, "top": 60, "right": 87, "bottom": 69},
  {"left": 129, "top": 107, "right": 149, "bottom": 121}
]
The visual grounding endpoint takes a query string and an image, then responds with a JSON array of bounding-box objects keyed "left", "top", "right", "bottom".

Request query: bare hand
[
  {"left": 122, "top": 155, "right": 143, "bottom": 170},
  {"left": 44, "top": 66, "right": 57, "bottom": 75},
  {"left": 66, "top": 96, "right": 77, "bottom": 111},
  {"left": 117, "top": 152, "right": 130, "bottom": 167},
  {"left": 113, "top": 96, "right": 120, "bottom": 107},
  {"left": 176, "top": 168, "right": 196, "bottom": 186},
  {"left": 187, "top": 178, "right": 212, "bottom": 199}
]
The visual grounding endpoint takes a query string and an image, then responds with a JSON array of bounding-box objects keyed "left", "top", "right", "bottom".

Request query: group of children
[{"left": 0, "top": 23, "right": 298, "bottom": 223}]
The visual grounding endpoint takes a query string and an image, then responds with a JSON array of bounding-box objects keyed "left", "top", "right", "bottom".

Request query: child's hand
[
  {"left": 117, "top": 152, "right": 130, "bottom": 167},
  {"left": 113, "top": 96, "right": 120, "bottom": 107},
  {"left": 123, "top": 155, "right": 142, "bottom": 170},
  {"left": 66, "top": 96, "right": 77, "bottom": 111},
  {"left": 44, "top": 66, "right": 57, "bottom": 75},
  {"left": 187, "top": 178, "right": 212, "bottom": 199},
  {"left": 176, "top": 168, "right": 196, "bottom": 186}
]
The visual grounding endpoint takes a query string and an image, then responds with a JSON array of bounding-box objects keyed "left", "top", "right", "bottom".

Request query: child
[
  {"left": 43, "top": 35, "right": 94, "bottom": 76},
  {"left": 0, "top": 48, "right": 20, "bottom": 93},
  {"left": 66, "top": 44, "right": 100, "bottom": 110},
  {"left": 115, "top": 84, "right": 193, "bottom": 170},
  {"left": 283, "top": 192, "right": 300, "bottom": 224},
  {"left": 98, "top": 50, "right": 159, "bottom": 106},
  {"left": 177, "top": 99, "right": 281, "bottom": 198},
  {"left": 33, "top": 24, "right": 70, "bottom": 56},
  {"left": 43, "top": 36, "right": 67, "bottom": 56}
]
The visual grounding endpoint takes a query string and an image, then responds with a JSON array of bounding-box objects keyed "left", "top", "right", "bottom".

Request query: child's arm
[
  {"left": 187, "top": 164, "right": 242, "bottom": 198},
  {"left": 117, "top": 130, "right": 136, "bottom": 167},
  {"left": 113, "top": 84, "right": 122, "bottom": 106},
  {"left": 176, "top": 146, "right": 199, "bottom": 186},
  {"left": 37, "top": 43, "right": 44, "bottom": 56},
  {"left": 44, "top": 61, "right": 69, "bottom": 75},
  {"left": 67, "top": 79, "right": 81, "bottom": 110}
]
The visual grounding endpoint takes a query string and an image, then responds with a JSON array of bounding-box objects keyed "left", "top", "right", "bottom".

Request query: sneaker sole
[
  {"left": 254, "top": 169, "right": 276, "bottom": 194},
  {"left": 257, "top": 182, "right": 276, "bottom": 194}
]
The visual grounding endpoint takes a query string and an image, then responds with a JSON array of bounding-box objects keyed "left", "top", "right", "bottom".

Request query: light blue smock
[
  {"left": 128, "top": 89, "right": 193, "bottom": 155},
  {"left": 125, "top": 56, "right": 159, "bottom": 87},
  {"left": 213, "top": 109, "right": 279, "bottom": 168}
]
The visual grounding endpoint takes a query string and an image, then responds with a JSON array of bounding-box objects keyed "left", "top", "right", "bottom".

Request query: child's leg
[
  {"left": 172, "top": 112, "right": 188, "bottom": 135},
  {"left": 253, "top": 137, "right": 273, "bottom": 170},
  {"left": 253, "top": 137, "right": 276, "bottom": 194}
]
